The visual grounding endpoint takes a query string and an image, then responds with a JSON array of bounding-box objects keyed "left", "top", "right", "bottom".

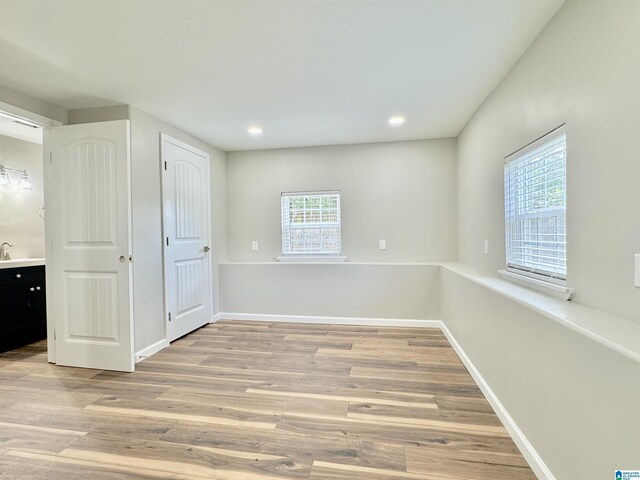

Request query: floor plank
[{"left": 0, "top": 320, "right": 534, "bottom": 479}]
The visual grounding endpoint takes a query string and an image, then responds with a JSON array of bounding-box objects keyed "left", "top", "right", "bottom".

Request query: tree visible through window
[
  {"left": 504, "top": 125, "right": 567, "bottom": 283},
  {"left": 281, "top": 191, "right": 341, "bottom": 256}
]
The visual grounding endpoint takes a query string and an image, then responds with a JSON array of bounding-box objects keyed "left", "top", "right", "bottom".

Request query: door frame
[
  {"left": 159, "top": 133, "right": 213, "bottom": 343},
  {"left": 0, "top": 101, "right": 63, "bottom": 364}
]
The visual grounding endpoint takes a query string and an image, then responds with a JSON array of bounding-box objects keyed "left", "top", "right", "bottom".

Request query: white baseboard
[
  {"left": 214, "top": 311, "right": 441, "bottom": 328},
  {"left": 439, "top": 322, "right": 555, "bottom": 480},
  {"left": 208, "top": 310, "right": 553, "bottom": 479},
  {"left": 135, "top": 339, "right": 169, "bottom": 363}
]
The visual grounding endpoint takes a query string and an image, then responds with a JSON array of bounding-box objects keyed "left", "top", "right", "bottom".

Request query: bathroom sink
[{"left": 0, "top": 258, "right": 46, "bottom": 269}]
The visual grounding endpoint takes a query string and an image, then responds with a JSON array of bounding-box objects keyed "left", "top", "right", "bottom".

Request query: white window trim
[
  {"left": 503, "top": 124, "right": 567, "bottom": 289},
  {"left": 506, "top": 265, "right": 565, "bottom": 286},
  {"left": 280, "top": 190, "right": 343, "bottom": 259},
  {"left": 276, "top": 255, "right": 348, "bottom": 263},
  {"left": 498, "top": 269, "right": 574, "bottom": 301}
]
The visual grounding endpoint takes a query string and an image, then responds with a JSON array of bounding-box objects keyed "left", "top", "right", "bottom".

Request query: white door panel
[
  {"left": 162, "top": 135, "right": 212, "bottom": 342},
  {"left": 48, "top": 120, "right": 134, "bottom": 372}
]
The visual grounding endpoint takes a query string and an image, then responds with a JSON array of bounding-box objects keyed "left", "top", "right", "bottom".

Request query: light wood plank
[
  {"left": 0, "top": 320, "right": 534, "bottom": 479},
  {"left": 405, "top": 445, "right": 536, "bottom": 479}
]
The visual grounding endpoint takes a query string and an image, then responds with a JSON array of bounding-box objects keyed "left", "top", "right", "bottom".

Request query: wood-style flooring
[{"left": 0, "top": 320, "right": 536, "bottom": 479}]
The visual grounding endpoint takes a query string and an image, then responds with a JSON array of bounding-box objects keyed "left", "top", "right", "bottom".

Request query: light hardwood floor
[{"left": 0, "top": 320, "right": 536, "bottom": 479}]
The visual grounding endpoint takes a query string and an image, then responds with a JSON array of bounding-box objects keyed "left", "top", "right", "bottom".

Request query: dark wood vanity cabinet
[{"left": 0, "top": 265, "right": 47, "bottom": 353}]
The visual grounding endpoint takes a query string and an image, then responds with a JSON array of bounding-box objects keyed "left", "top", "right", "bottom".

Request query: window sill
[
  {"left": 498, "top": 269, "right": 574, "bottom": 301},
  {"left": 276, "top": 256, "right": 348, "bottom": 263}
]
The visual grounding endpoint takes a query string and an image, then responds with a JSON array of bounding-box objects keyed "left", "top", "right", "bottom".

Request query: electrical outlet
[
  {"left": 379, "top": 239, "right": 387, "bottom": 250},
  {"left": 635, "top": 254, "right": 640, "bottom": 287},
  {"left": 251, "top": 241, "right": 259, "bottom": 251},
  {"left": 484, "top": 240, "right": 489, "bottom": 255}
]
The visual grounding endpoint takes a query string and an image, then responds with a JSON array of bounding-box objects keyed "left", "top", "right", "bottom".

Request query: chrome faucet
[{"left": 0, "top": 242, "right": 13, "bottom": 260}]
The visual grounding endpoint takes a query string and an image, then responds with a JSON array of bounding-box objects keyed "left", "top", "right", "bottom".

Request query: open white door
[
  {"left": 47, "top": 120, "right": 134, "bottom": 372},
  {"left": 161, "top": 134, "right": 212, "bottom": 342}
]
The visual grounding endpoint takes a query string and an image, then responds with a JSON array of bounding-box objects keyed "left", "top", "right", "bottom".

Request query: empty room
[{"left": 0, "top": 0, "right": 638, "bottom": 479}]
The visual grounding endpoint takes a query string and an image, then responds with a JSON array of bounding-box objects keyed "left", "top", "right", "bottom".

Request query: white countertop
[{"left": 0, "top": 258, "right": 46, "bottom": 269}]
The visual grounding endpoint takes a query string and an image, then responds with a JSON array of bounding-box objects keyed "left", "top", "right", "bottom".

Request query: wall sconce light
[
  {"left": 0, "top": 164, "right": 32, "bottom": 191},
  {"left": 18, "top": 170, "right": 32, "bottom": 191}
]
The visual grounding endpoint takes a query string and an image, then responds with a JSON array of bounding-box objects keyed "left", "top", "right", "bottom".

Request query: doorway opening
[{"left": 0, "top": 111, "right": 47, "bottom": 355}]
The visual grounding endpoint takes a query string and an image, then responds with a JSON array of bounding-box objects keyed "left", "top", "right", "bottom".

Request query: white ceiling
[{"left": 0, "top": 0, "right": 564, "bottom": 151}]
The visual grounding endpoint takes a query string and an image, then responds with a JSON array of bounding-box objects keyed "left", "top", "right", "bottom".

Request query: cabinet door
[
  {"left": 0, "top": 285, "right": 33, "bottom": 351},
  {"left": 27, "top": 283, "right": 47, "bottom": 339}
]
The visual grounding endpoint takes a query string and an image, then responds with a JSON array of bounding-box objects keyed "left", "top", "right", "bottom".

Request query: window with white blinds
[
  {"left": 281, "top": 191, "right": 341, "bottom": 256},
  {"left": 504, "top": 125, "right": 567, "bottom": 283}
]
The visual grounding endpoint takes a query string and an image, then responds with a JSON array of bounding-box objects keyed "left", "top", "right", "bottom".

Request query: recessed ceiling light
[
  {"left": 247, "top": 126, "right": 263, "bottom": 136},
  {"left": 388, "top": 116, "right": 405, "bottom": 126}
]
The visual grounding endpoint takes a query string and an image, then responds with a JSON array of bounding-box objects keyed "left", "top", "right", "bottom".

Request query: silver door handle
[{"left": 203, "top": 246, "right": 211, "bottom": 253}]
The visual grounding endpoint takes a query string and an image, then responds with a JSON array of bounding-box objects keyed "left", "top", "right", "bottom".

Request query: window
[
  {"left": 280, "top": 190, "right": 342, "bottom": 257},
  {"left": 504, "top": 125, "right": 566, "bottom": 284}
]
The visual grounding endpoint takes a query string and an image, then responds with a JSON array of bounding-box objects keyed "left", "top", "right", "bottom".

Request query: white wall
[
  {"left": 129, "top": 107, "right": 227, "bottom": 353},
  {"left": 457, "top": 0, "right": 640, "bottom": 324},
  {"left": 450, "top": 1, "right": 640, "bottom": 477},
  {"left": 221, "top": 263, "right": 440, "bottom": 320},
  {"left": 0, "top": 134, "right": 44, "bottom": 258},
  {"left": 227, "top": 139, "right": 457, "bottom": 262},
  {"left": 0, "top": 84, "right": 66, "bottom": 125},
  {"left": 220, "top": 139, "right": 455, "bottom": 320},
  {"left": 441, "top": 268, "right": 640, "bottom": 480}
]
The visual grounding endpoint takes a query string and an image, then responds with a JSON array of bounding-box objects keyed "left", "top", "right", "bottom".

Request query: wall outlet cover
[
  {"left": 379, "top": 239, "right": 387, "bottom": 250},
  {"left": 251, "top": 241, "right": 259, "bottom": 251}
]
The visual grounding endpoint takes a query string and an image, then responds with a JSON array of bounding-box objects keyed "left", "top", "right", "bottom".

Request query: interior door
[
  {"left": 162, "top": 134, "right": 212, "bottom": 342},
  {"left": 47, "top": 120, "right": 134, "bottom": 372}
]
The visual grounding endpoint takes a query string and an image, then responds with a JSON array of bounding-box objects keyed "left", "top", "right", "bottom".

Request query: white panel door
[
  {"left": 162, "top": 134, "right": 212, "bottom": 342},
  {"left": 48, "top": 120, "right": 134, "bottom": 372}
]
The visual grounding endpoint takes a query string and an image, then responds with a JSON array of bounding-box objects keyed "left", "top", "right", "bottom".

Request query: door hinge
[
  {"left": 166, "top": 237, "right": 169, "bottom": 246},
  {"left": 164, "top": 161, "right": 167, "bottom": 171},
  {"left": 168, "top": 312, "right": 172, "bottom": 322},
  {"left": 49, "top": 152, "right": 53, "bottom": 163}
]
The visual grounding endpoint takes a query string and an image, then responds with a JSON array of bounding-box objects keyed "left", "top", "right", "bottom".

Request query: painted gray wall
[
  {"left": 0, "top": 84, "right": 66, "bottom": 124},
  {"left": 456, "top": 0, "right": 640, "bottom": 324},
  {"left": 67, "top": 105, "right": 130, "bottom": 124},
  {"left": 0, "top": 134, "right": 44, "bottom": 259},
  {"left": 129, "top": 107, "right": 227, "bottom": 353},
  {"left": 226, "top": 139, "right": 457, "bottom": 262},
  {"left": 220, "top": 263, "right": 440, "bottom": 319},
  {"left": 441, "top": 268, "right": 640, "bottom": 480}
]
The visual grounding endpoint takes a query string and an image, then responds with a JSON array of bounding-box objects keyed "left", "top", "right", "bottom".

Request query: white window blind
[
  {"left": 504, "top": 125, "right": 567, "bottom": 283},
  {"left": 281, "top": 191, "right": 341, "bottom": 256}
]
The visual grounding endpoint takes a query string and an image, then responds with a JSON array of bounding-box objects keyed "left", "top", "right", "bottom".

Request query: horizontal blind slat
[
  {"left": 504, "top": 129, "right": 567, "bottom": 278},
  {"left": 281, "top": 191, "right": 341, "bottom": 255}
]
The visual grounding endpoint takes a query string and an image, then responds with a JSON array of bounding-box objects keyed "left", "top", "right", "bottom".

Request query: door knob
[
  {"left": 119, "top": 255, "right": 126, "bottom": 263},
  {"left": 203, "top": 246, "right": 211, "bottom": 253}
]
